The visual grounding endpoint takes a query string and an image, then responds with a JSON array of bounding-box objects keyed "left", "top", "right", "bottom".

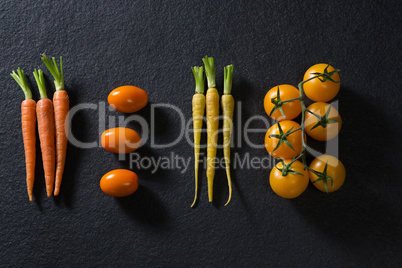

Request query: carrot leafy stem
[
  {"left": 33, "top": 69, "right": 47, "bottom": 99},
  {"left": 11, "top": 68, "right": 32, "bottom": 100},
  {"left": 223, "top": 64, "right": 234, "bottom": 95},
  {"left": 191, "top": 66, "right": 204, "bottom": 94},
  {"left": 202, "top": 55, "right": 216, "bottom": 89},
  {"left": 41, "top": 54, "right": 64, "bottom": 91}
]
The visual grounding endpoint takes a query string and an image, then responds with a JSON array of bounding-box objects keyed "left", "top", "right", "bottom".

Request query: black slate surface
[{"left": 1, "top": 0, "right": 401, "bottom": 267}]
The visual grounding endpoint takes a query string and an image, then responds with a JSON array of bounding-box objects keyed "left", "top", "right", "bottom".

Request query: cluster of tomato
[
  {"left": 99, "top": 85, "right": 148, "bottom": 197},
  {"left": 263, "top": 64, "right": 346, "bottom": 198}
]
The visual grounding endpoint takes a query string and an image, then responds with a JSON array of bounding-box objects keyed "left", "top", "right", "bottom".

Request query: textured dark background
[{"left": 0, "top": 0, "right": 401, "bottom": 267}]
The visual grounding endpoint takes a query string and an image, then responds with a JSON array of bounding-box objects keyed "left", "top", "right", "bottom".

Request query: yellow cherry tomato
[
  {"left": 108, "top": 85, "right": 148, "bottom": 113},
  {"left": 264, "top": 84, "right": 301, "bottom": 121},
  {"left": 100, "top": 169, "right": 139, "bottom": 197},
  {"left": 303, "top": 64, "right": 340, "bottom": 102},
  {"left": 270, "top": 160, "right": 309, "bottom": 199},
  {"left": 304, "top": 102, "right": 342, "bottom": 141},
  {"left": 309, "top": 155, "right": 345, "bottom": 193},
  {"left": 101, "top": 127, "right": 141, "bottom": 154},
  {"left": 265, "top": 120, "right": 305, "bottom": 159}
]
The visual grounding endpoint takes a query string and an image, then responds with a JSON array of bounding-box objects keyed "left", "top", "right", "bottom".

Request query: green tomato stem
[
  {"left": 285, "top": 126, "right": 302, "bottom": 136},
  {"left": 280, "top": 96, "right": 303, "bottom": 104},
  {"left": 297, "top": 75, "right": 326, "bottom": 169},
  {"left": 272, "top": 70, "right": 337, "bottom": 175}
]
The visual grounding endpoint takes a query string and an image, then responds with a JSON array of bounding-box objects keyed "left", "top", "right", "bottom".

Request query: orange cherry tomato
[
  {"left": 108, "top": 85, "right": 148, "bottom": 113},
  {"left": 101, "top": 127, "right": 141, "bottom": 154},
  {"left": 265, "top": 120, "right": 305, "bottom": 159},
  {"left": 304, "top": 102, "right": 342, "bottom": 141},
  {"left": 309, "top": 155, "right": 345, "bottom": 193},
  {"left": 303, "top": 64, "right": 340, "bottom": 102},
  {"left": 100, "top": 169, "right": 139, "bottom": 197},
  {"left": 270, "top": 160, "right": 309, "bottom": 199},
  {"left": 264, "top": 84, "right": 301, "bottom": 121}
]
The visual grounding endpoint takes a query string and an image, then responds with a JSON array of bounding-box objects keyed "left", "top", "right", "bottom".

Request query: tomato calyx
[
  {"left": 277, "top": 159, "right": 303, "bottom": 177},
  {"left": 309, "top": 161, "right": 334, "bottom": 193},
  {"left": 269, "top": 122, "right": 301, "bottom": 152},
  {"left": 307, "top": 104, "right": 342, "bottom": 130},
  {"left": 311, "top": 65, "right": 341, "bottom": 83},
  {"left": 269, "top": 86, "right": 286, "bottom": 119},
  {"left": 270, "top": 86, "right": 303, "bottom": 119}
]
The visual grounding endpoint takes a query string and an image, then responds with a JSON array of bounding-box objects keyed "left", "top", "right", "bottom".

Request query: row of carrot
[
  {"left": 191, "top": 56, "right": 234, "bottom": 207},
  {"left": 11, "top": 55, "right": 69, "bottom": 201}
]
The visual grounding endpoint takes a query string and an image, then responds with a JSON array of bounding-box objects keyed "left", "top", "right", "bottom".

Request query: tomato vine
[{"left": 278, "top": 65, "right": 341, "bottom": 192}]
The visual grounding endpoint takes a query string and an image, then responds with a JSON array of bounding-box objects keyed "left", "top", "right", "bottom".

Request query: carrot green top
[
  {"left": 41, "top": 54, "right": 64, "bottom": 91},
  {"left": 11, "top": 68, "right": 32, "bottom": 100},
  {"left": 202, "top": 56, "right": 215, "bottom": 89},
  {"left": 224, "top": 65, "right": 234, "bottom": 95},
  {"left": 33, "top": 69, "right": 48, "bottom": 99},
  {"left": 191, "top": 66, "right": 204, "bottom": 94}
]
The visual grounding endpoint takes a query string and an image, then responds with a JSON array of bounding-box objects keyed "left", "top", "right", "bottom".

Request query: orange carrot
[
  {"left": 52, "top": 90, "right": 69, "bottom": 195},
  {"left": 11, "top": 68, "right": 36, "bottom": 201},
  {"left": 33, "top": 69, "right": 55, "bottom": 197},
  {"left": 42, "top": 55, "right": 68, "bottom": 196}
]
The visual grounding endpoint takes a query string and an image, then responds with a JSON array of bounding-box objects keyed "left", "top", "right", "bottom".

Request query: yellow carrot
[
  {"left": 221, "top": 65, "right": 234, "bottom": 206},
  {"left": 191, "top": 66, "right": 205, "bottom": 207},
  {"left": 203, "top": 56, "right": 219, "bottom": 202}
]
